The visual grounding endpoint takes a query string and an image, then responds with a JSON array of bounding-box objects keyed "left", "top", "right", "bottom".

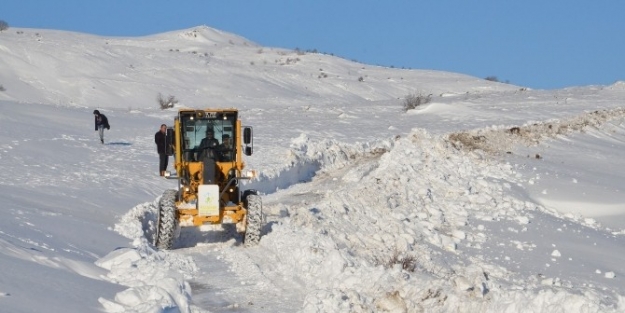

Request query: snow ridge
[{"left": 234, "top": 128, "right": 622, "bottom": 312}]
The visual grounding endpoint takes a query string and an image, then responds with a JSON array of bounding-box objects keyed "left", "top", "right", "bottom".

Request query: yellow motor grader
[{"left": 155, "top": 108, "right": 262, "bottom": 249}]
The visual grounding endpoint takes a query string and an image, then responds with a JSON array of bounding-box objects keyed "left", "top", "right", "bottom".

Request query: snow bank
[
  {"left": 97, "top": 200, "right": 205, "bottom": 313},
  {"left": 231, "top": 128, "right": 624, "bottom": 312}
]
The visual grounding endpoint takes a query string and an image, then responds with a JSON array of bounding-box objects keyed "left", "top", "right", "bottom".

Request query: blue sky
[{"left": 3, "top": 0, "right": 624, "bottom": 90}]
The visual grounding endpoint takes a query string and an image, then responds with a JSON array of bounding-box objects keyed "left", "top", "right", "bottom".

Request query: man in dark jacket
[
  {"left": 155, "top": 124, "right": 169, "bottom": 176},
  {"left": 93, "top": 110, "right": 110, "bottom": 144},
  {"left": 198, "top": 128, "right": 219, "bottom": 160},
  {"left": 217, "top": 134, "right": 233, "bottom": 162}
]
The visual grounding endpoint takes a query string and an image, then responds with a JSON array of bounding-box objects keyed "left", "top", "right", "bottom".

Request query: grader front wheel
[
  {"left": 154, "top": 189, "right": 178, "bottom": 250},
  {"left": 243, "top": 194, "right": 263, "bottom": 246}
]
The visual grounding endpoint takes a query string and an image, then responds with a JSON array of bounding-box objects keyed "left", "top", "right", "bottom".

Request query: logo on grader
[{"left": 198, "top": 185, "right": 219, "bottom": 216}]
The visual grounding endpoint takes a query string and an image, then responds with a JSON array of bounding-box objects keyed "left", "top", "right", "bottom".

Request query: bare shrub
[
  {"left": 0, "top": 84, "right": 5, "bottom": 92},
  {"left": 285, "top": 57, "right": 299, "bottom": 65},
  {"left": 358, "top": 76, "right": 364, "bottom": 82},
  {"left": 485, "top": 76, "right": 511, "bottom": 84},
  {"left": 375, "top": 250, "right": 418, "bottom": 272},
  {"left": 0, "top": 20, "right": 8, "bottom": 32},
  {"left": 157, "top": 93, "right": 178, "bottom": 109},
  {"left": 402, "top": 93, "right": 432, "bottom": 111}
]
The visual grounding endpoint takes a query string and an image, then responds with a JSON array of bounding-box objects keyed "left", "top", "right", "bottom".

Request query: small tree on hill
[
  {"left": 0, "top": 20, "right": 9, "bottom": 32},
  {"left": 402, "top": 93, "right": 432, "bottom": 112},
  {"left": 157, "top": 93, "right": 178, "bottom": 109}
]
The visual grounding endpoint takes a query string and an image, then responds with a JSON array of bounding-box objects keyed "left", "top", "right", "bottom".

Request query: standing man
[
  {"left": 155, "top": 124, "right": 169, "bottom": 176},
  {"left": 93, "top": 110, "right": 110, "bottom": 144}
]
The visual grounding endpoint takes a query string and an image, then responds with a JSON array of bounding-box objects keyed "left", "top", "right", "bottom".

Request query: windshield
[{"left": 179, "top": 111, "right": 237, "bottom": 161}]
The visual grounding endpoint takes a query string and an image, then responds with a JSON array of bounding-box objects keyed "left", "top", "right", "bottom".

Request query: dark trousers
[{"left": 159, "top": 153, "right": 169, "bottom": 172}]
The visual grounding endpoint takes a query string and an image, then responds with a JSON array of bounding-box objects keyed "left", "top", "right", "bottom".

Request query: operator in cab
[{"left": 198, "top": 128, "right": 219, "bottom": 160}]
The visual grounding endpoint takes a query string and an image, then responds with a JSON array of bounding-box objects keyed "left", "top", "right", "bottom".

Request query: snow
[{"left": 1, "top": 26, "right": 625, "bottom": 312}]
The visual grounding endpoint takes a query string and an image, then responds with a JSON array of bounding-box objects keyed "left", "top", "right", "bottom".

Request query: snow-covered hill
[
  {"left": 1, "top": 26, "right": 624, "bottom": 313},
  {"left": 0, "top": 26, "right": 517, "bottom": 109}
]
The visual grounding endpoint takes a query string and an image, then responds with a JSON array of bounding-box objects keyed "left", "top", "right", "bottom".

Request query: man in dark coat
[
  {"left": 217, "top": 134, "right": 233, "bottom": 162},
  {"left": 154, "top": 124, "right": 169, "bottom": 176},
  {"left": 198, "top": 128, "right": 219, "bottom": 160},
  {"left": 93, "top": 110, "right": 110, "bottom": 144}
]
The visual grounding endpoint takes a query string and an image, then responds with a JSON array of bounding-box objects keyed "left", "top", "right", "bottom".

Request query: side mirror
[
  {"left": 243, "top": 127, "right": 252, "bottom": 144},
  {"left": 245, "top": 146, "right": 253, "bottom": 156}
]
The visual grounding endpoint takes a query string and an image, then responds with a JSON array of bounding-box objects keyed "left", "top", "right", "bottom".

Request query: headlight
[{"left": 243, "top": 169, "right": 257, "bottom": 178}]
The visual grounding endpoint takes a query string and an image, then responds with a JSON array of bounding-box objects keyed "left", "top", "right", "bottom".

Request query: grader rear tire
[
  {"left": 243, "top": 194, "right": 263, "bottom": 246},
  {"left": 154, "top": 189, "right": 178, "bottom": 250}
]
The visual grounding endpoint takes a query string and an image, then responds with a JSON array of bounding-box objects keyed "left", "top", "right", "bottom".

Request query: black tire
[
  {"left": 154, "top": 189, "right": 178, "bottom": 250},
  {"left": 243, "top": 194, "right": 263, "bottom": 246}
]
